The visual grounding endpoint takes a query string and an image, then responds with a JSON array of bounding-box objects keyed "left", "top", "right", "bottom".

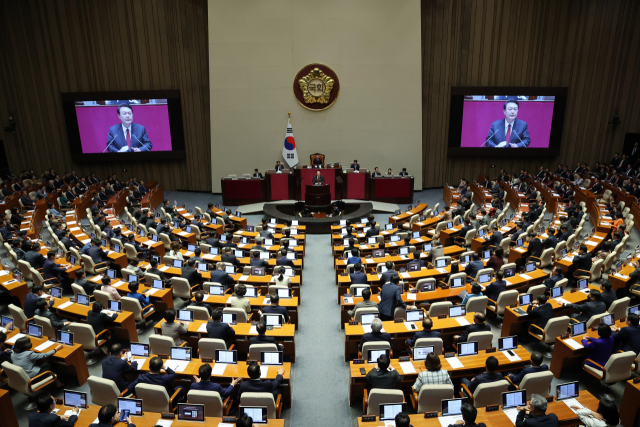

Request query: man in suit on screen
[
  {"left": 106, "top": 103, "right": 153, "bottom": 153},
  {"left": 312, "top": 170, "right": 325, "bottom": 185},
  {"left": 485, "top": 100, "right": 531, "bottom": 148}
]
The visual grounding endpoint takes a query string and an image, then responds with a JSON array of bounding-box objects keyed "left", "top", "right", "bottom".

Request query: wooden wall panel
[
  {"left": 0, "top": 0, "right": 210, "bottom": 191},
  {"left": 422, "top": 0, "right": 640, "bottom": 188}
]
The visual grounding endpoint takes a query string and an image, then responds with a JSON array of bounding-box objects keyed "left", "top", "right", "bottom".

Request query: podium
[{"left": 305, "top": 184, "right": 331, "bottom": 207}]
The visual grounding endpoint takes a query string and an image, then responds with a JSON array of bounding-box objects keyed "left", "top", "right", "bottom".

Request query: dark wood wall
[
  {"left": 0, "top": 0, "right": 211, "bottom": 191},
  {"left": 422, "top": 0, "right": 640, "bottom": 188}
]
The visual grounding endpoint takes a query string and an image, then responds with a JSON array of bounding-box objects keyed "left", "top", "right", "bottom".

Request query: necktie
[
  {"left": 633, "top": 147, "right": 637, "bottom": 155},
  {"left": 506, "top": 124, "right": 511, "bottom": 145},
  {"left": 126, "top": 129, "right": 131, "bottom": 151}
]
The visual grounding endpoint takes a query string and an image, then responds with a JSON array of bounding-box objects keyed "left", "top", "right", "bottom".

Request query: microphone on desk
[
  {"left": 103, "top": 134, "right": 117, "bottom": 153},
  {"left": 481, "top": 130, "right": 498, "bottom": 147}
]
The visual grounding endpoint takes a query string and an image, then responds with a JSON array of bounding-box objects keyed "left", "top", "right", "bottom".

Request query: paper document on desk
[
  {"left": 35, "top": 341, "right": 56, "bottom": 352},
  {"left": 593, "top": 235, "right": 604, "bottom": 240},
  {"left": 155, "top": 421, "right": 173, "bottom": 427},
  {"left": 249, "top": 325, "right": 258, "bottom": 335},
  {"left": 514, "top": 247, "right": 525, "bottom": 253},
  {"left": 400, "top": 272, "right": 411, "bottom": 279},
  {"left": 519, "top": 273, "right": 532, "bottom": 280},
  {"left": 562, "top": 398, "right": 583, "bottom": 413},
  {"left": 343, "top": 296, "right": 354, "bottom": 304},
  {"left": 184, "top": 251, "right": 194, "bottom": 257},
  {"left": 159, "top": 266, "right": 170, "bottom": 272},
  {"left": 445, "top": 356, "right": 464, "bottom": 369},
  {"left": 0, "top": 271, "right": 8, "bottom": 277},
  {"left": 178, "top": 231, "right": 189, "bottom": 236},
  {"left": 5, "top": 333, "right": 25, "bottom": 344},
  {"left": 562, "top": 256, "right": 574, "bottom": 262},
  {"left": 554, "top": 297, "right": 570, "bottom": 305},
  {"left": 164, "top": 360, "right": 189, "bottom": 372},
  {"left": 406, "top": 293, "right": 416, "bottom": 300},
  {"left": 197, "top": 323, "right": 208, "bottom": 332},
  {"left": 438, "top": 415, "right": 463, "bottom": 427},
  {"left": 69, "top": 227, "right": 80, "bottom": 231},
  {"left": 404, "top": 322, "right": 416, "bottom": 331},
  {"left": 211, "top": 363, "right": 228, "bottom": 375},
  {"left": 399, "top": 255, "right": 408, "bottom": 260},
  {"left": 502, "top": 350, "right": 521, "bottom": 362},
  {"left": 362, "top": 325, "right": 385, "bottom": 334},
  {"left": 552, "top": 193, "right": 559, "bottom": 197},
  {"left": 455, "top": 317, "right": 471, "bottom": 326},
  {"left": 503, "top": 408, "right": 520, "bottom": 425},
  {"left": 392, "top": 216, "right": 400, "bottom": 220},
  {"left": 57, "top": 301, "right": 74, "bottom": 310},
  {"left": 389, "top": 242, "right": 397, "bottom": 247},
  {"left": 365, "top": 258, "right": 374, "bottom": 264},
  {"left": 501, "top": 226, "right": 511, "bottom": 232},
  {"left": 131, "top": 359, "right": 147, "bottom": 368},
  {"left": 238, "top": 275, "right": 249, "bottom": 281},
  {"left": 64, "top": 410, "right": 81, "bottom": 417},
  {"left": 92, "top": 275, "right": 104, "bottom": 282},
  {"left": 112, "top": 281, "right": 125, "bottom": 288},
  {"left": 146, "top": 288, "right": 159, "bottom": 295},
  {"left": 615, "top": 273, "right": 629, "bottom": 279},
  {"left": 437, "top": 268, "right": 448, "bottom": 274},
  {"left": 260, "top": 365, "right": 269, "bottom": 378},
  {"left": 563, "top": 338, "right": 584, "bottom": 349},
  {"left": 399, "top": 362, "right": 416, "bottom": 374},
  {"left": 414, "top": 238, "right": 424, "bottom": 243},
  {"left": 585, "top": 241, "right": 597, "bottom": 246}
]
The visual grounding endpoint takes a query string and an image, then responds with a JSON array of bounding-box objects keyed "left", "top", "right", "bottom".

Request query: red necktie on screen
[
  {"left": 506, "top": 124, "right": 511, "bottom": 145},
  {"left": 126, "top": 129, "right": 131, "bottom": 151}
]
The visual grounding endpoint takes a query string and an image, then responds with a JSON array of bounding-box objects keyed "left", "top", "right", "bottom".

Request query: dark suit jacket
[
  {"left": 543, "top": 274, "right": 564, "bottom": 290},
  {"left": 102, "top": 355, "right": 139, "bottom": 392},
  {"left": 486, "top": 119, "right": 530, "bottom": 148},
  {"left": 543, "top": 235, "right": 557, "bottom": 250},
  {"left": 601, "top": 289, "right": 616, "bottom": 310},
  {"left": 238, "top": 376, "right": 283, "bottom": 399},
  {"left": 366, "top": 368, "right": 400, "bottom": 389},
  {"left": 510, "top": 364, "right": 549, "bottom": 384},
  {"left": 210, "top": 269, "right": 234, "bottom": 290},
  {"left": 613, "top": 324, "right": 640, "bottom": 353},
  {"left": 486, "top": 231, "right": 503, "bottom": 247},
  {"left": 466, "top": 371, "right": 503, "bottom": 393},
  {"left": 205, "top": 236, "right": 220, "bottom": 247},
  {"left": 43, "top": 259, "right": 65, "bottom": 280},
  {"left": 28, "top": 411, "right": 78, "bottom": 427},
  {"left": 221, "top": 253, "right": 240, "bottom": 267},
  {"left": 25, "top": 250, "right": 46, "bottom": 269},
  {"left": 515, "top": 410, "right": 559, "bottom": 427},
  {"left": 130, "top": 368, "right": 177, "bottom": 396},
  {"left": 262, "top": 305, "right": 289, "bottom": 323},
  {"left": 380, "top": 270, "right": 397, "bottom": 284},
  {"left": 106, "top": 123, "right": 152, "bottom": 153},
  {"left": 24, "top": 292, "right": 41, "bottom": 318},
  {"left": 88, "top": 310, "right": 117, "bottom": 334},
  {"left": 528, "top": 238, "right": 543, "bottom": 258},
  {"left": 275, "top": 257, "right": 295, "bottom": 268},
  {"left": 378, "top": 282, "right": 406, "bottom": 317},
  {"left": 248, "top": 335, "right": 279, "bottom": 348},
  {"left": 572, "top": 253, "right": 592, "bottom": 273},
  {"left": 459, "top": 323, "right": 491, "bottom": 343},
  {"left": 312, "top": 175, "right": 325, "bottom": 184},
  {"left": 566, "top": 300, "right": 606, "bottom": 322},
  {"left": 206, "top": 321, "right": 236, "bottom": 346},
  {"left": 181, "top": 266, "right": 202, "bottom": 286},
  {"left": 350, "top": 271, "right": 367, "bottom": 284},
  {"left": 250, "top": 258, "right": 269, "bottom": 268},
  {"left": 407, "top": 330, "right": 441, "bottom": 347},
  {"left": 486, "top": 280, "right": 506, "bottom": 302},
  {"left": 465, "top": 260, "right": 485, "bottom": 281},
  {"left": 88, "top": 246, "right": 108, "bottom": 264},
  {"left": 350, "top": 163, "right": 360, "bottom": 170},
  {"left": 359, "top": 331, "right": 392, "bottom": 351},
  {"left": 527, "top": 303, "right": 553, "bottom": 329}
]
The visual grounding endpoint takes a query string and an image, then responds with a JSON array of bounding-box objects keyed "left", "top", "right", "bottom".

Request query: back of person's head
[
  {"left": 628, "top": 313, "right": 640, "bottom": 326},
  {"left": 354, "top": 262, "right": 362, "bottom": 272},
  {"left": 590, "top": 289, "right": 602, "bottom": 300},
  {"left": 98, "top": 404, "right": 117, "bottom": 424},
  {"left": 14, "top": 336, "right": 32, "bottom": 352},
  {"left": 529, "top": 394, "right": 548, "bottom": 413},
  {"left": 596, "top": 398, "right": 620, "bottom": 426},
  {"left": 472, "top": 253, "right": 480, "bottom": 260},
  {"left": 212, "top": 308, "right": 223, "bottom": 321},
  {"left": 149, "top": 356, "right": 163, "bottom": 372},
  {"left": 475, "top": 312, "right": 486, "bottom": 324},
  {"left": 198, "top": 363, "right": 212, "bottom": 381},
  {"left": 471, "top": 283, "right": 482, "bottom": 294},
  {"left": 256, "top": 321, "right": 267, "bottom": 335},
  {"left": 423, "top": 317, "right": 433, "bottom": 330},
  {"left": 461, "top": 404, "right": 478, "bottom": 424},
  {"left": 377, "top": 354, "right": 390, "bottom": 371},
  {"left": 537, "top": 294, "right": 547, "bottom": 305},
  {"left": 602, "top": 281, "right": 612, "bottom": 291},
  {"left": 164, "top": 308, "right": 176, "bottom": 323},
  {"left": 450, "top": 262, "right": 459, "bottom": 273},
  {"left": 270, "top": 293, "right": 280, "bottom": 305},
  {"left": 0, "top": 331, "right": 6, "bottom": 345},
  {"left": 425, "top": 352, "right": 441, "bottom": 371},
  {"left": 129, "top": 283, "right": 139, "bottom": 293},
  {"left": 35, "top": 298, "right": 48, "bottom": 312},
  {"left": 92, "top": 301, "right": 103, "bottom": 313},
  {"left": 110, "top": 343, "right": 123, "bottom": 356},
  {"left": 36, "top": 394, "right": 54, "bottom": 413},
  {"left": 362, "top": 288, "right": 371, "bottom": 301},
  {"left": 485, "top": 355, "right": 499, "bottom": 372},
  {"left": 531, "top": 351, "right": 543, "bottom": 366},
  {"left": 235, "top": 284, "right": 247, "bottom": 297},
  {"left": 32, "top": 284, "right": 43, "bottom": 294},
  {"left": 394, "top": 412, "right": 410, "bottom": 427},
  {"left": 247, "top": 362, "right": 261, "bottom": 379},
  {"left": 385, "top": 261, "right": 393, "bottom": 270},
  {"left": 496, "top": 270, "right": 504, "bottom": 280},
  {"left": 598, "top": 323, "right": 612, "bottom": 339},
  {"left": 371, "top": 318, "right": 383, "bottom": 333},
  {"left": 150, "top": 258, "right": 158, "bottom": 267},
  {"left": 554, "top": 266, "right": 563, "bottom": 276},
  {"left": 390, "top": 274, "right": 400, "bottom": 285},
  {"left": 194, "top": 291, "right": 204, "bottom": 302},
  {"left": 495, "top": 247, "right": 504, "bottom": 258},
  {"left": 252, "top": 251, "right": 260, "bottom": 259}
]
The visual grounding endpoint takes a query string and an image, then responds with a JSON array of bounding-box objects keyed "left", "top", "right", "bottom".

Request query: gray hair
[
  {"left": 371, "top": 318, "right": 383, "bottom": 333},
  {"left": 529, "top": 394, "right": 547, "bottom": 412},
  {"left": 255, "top": 236, "right": 262, "bottom": 244}
]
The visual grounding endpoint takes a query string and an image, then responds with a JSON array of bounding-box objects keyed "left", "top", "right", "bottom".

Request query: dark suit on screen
[
  {"left": 486, "top": 119, "right": 531, "bottom": 148},
  {"left": 106, "top": 123, "right": 153, "bottom": 153}
]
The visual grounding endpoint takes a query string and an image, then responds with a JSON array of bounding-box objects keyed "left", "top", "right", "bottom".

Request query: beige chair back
[
  {"left": 186, "top": 305, "right": 211, "bottom": 321},
  {"left": 240, "top": 392, "right": 278, "bottom": 419},
  {"left": 541, "top": 316, "right": 570, "bottom": 345},
  {"left": 519, "top": 371, "right": 554, "bottom": 400},
  {"left": 248, "top": 343, "right": 278, "bottom": 360},
  {"left": 366, "top": 389, "right": 404, "bottom": 416},
  {"left": 198, "top": 338, "right": 227, "bottom": 359},
  {"left": 608, "top": 297, "right": 630, "bottom": 320},
  {"left": 135, "top": 384, "right": 170, "bottom": 412},
  {"left": 33, "top": 315, "right": 56, "bottom": 337},
  {"left": 149, "top": 335, "right": 176, "bottom": 356},
  {"left": 447, "top": 272, "right": 466, "bottom": 287},
  {"left": 527, "top": 284, "right": 547, "bottom": 296},
  {"left": 17, "top": 260, "right": 33, "bottom": 281},
  {"left": 475, "top": 268, "right": 494, "bottom": 282},
  {"left": 416, "top": 278, "right": 436, "bottom": 292},
  {"left": 466, "top": 331, "right": 493, "bottom": 350},
  {"left": 584, "top": 351, "right": 635, "bottom": 384},
  {"left": 8, "top": 304, "right": 28, "bottom": 331},
  {"left": 349, "top": 284, "right": 371, "bottom": 296},
  {"left": 172, "top": 277, "right": 193, "bottom": 299},
  {"left": 416, "top": 384, "right": 454, "bottom": 412},
  {"left": 1, "top": 361, "right": 50, "bottom": 396},
  {"left": 121, "top": 296, "right": 153, "bottom": 321},
  {"left": 472, "top": 380, "right": 509, "bottom": 407},
  {"left": 361, "top": 341, "right": 391, "bottom": 359},
  {"left": 586, "top": 312, "right": 610, "bottom": 329},
  {"left": 94, "top": 289, "right": 112, "bottom": 304},
  {"left": 223, "top": 307, "right": 249, "bottom": 323},
  {"left": 428, "top": 301, "right": 452, "bottom": 317},
  {"left": 494, "top": 290, "right": 518, "bottom": 315},
  {"left": 555, "top": 278, "right": 569, "bottom": 292},
  {"left": 414, "top": 338, "right": 443, "bottom": 355},
  {"left": 187, "top": 390, "right": 224, "bottom": 417},
  {"left": 69, "top": 323, "right": 99, "bottom": 351},
  {"left": 465, "top": 296, "right": 488, "bottom": 314},
  {"left": 71, "top": 283, "right": 87, "bottom": 300},
  {"left": 88, "top": 376, "right": 120, "bottom": 406},
  {"left": 353, "top": 307, "right": 379, "bottom": 323}
]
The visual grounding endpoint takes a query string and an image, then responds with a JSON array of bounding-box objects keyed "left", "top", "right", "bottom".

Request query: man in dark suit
[
  {"left": 542, "top": 228, "right": 557, "bottom": 250},
  {"left": 237, "top": 362, "right": 285, "bottom": 400},
  {"left": 378, "top": 275, "right": 414, "bottom": 321},
  {"left": 206, "top": 308, "right": 236, "bottom": 347},
  {"left": 191, "top": 363, "right": 241, "bottom": 397},
  {"left": 28, "top": 394, "right": 79, "bottom": 427},
  {"left": 205, "top": 234, "right": 221, "bottom": 248},
  {"left": 129, "top": 357, "right": 183, "bottom": 402},
  {"left": 464, "top": 253, "right": 485, "bottom": 282},
  {"left": 458, "top": 218, "right": 473, "bottom": 238},
  {"left": 102, "top": 344, "right": 140, "bottom": 392},
  {"left": 365, "top": 222, "right": 379, "bottom": 237},
  {"left": 612, "top": 313, "right": 640, "bottom": 354},
  {"left": 156, "top": 219, "right": 178, "bottom": 242},
  {"left": 249, "top": 251, "right": 269, "bottom": 268},
  {"left": 380, "top": 261, "right": 397, "bottom": 284},
  {"left": 210, "top": 262, "right": 234, "bottom": 291},
  {"left": 515, "top": 394, "right": 558, "bottom": 427},
  {"left": 486, "top": 225, "right": 503, "bottom": 247},
  {"left": 88, "top": 404, "right": 135, "bottom": 427},
  {"left": 455, "top": 312, "right": 491, "bottom": 343},
  {"left": 485, "top": 271, "right": 507, "bottom": 304},
  {"left": 220, "top": 246, "right": 240, "bottom": 268},
  {"left": 274, "top": 161, "right": 285, "bottom": 172},
  {"left": 557, "top": 225, "right": 570, "bottom": 243},
  {"left": 20, "top": 190, "right": 34, "bottom": 207},
  {"left": 350, "top": 263, "right": 367, "bottom": 284},
  {"left": 461, "top": 356, "right": 503, "bottom": 396},
  {"left": 276, "top": 249, "right": 295, "bottom": 268},
  {"left": 350, "top": 160, "right": 360, "bottom": 171},
  {"left": 24, "top": 285, "right": 47, "bottom": 318},
  {"left": 252, "top": 169, "right": 263, "bottom": 178},
  {"left": 88, "top": 238, "right": 109, "bottom": 265},
  {"left": 25, "top": 242, "right": 46, "bottom": 269},
  {"left": 359, "top": 318, "right": 392, "bottom": 351},
  {"left": 181, "top": 258, "right": 202, "bottom": 287},
  {"left": 43, "top": 250, "right": 68, "bottom": 283},
  {"left": 406, "top": 317, "right": 441, "bottom": 347},
  {"left": 249, "top": 321, "right": 283, "bottom": 350},
  {"left": 106, "top": 104, "right": 153, "bottom": 153},
  {"left": 485, "top": 100, "right": 531, "bottom": 148},
  {"left": 372, "top": 167, "right": 382, "bottom": 177},
  {"left": 543, "top": 266, "right": 564, "bottom": 290},
  {"left": 60, "top": 229, "right": 80, "bottom": 250},
  {"left": 189, "top": 291, "right": 213, "bottom": 317},
  {"left": 599, "top": 281, "right": 616, "bottom": 310},
  {"left": 563, "top": 289, "right": 606, "bottom": 322},
  {"left": 365, "top": 354, "right": 400, "bottom": 389},
  {"left": 527, "top": 294, "right": 553, "bottom": 330},
  {"left": 527, "top": 232, "right": 543, "bottom": 258},
  {"left": 572, "top": 244, "right": 592, "bottom": 276},
  {"left": 312, "top": 170, "right": 325, "bottom": 185},
  {"left": 399, "top": 168, "right": 409, "bottom": 177},
  {"left": 147, "top": 258, "right": 169, "bottom": 283},
  {"left": 261, "top": 293, "right": 289, "bottom": 323},
  {"left": 506, "top": 352, "right": 549, "bottom": 390}
]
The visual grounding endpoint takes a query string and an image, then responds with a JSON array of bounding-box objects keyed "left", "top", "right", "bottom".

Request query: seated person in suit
[
  {"left": 563, "top": 289, "right": 606, "bottom": 322},
  {"left": 192, "top": 363, "right": 242, "bottom": 397},
  {"left": 458, "top": 218, "right": 473, "bottom": 237},
  {"left": 28, "top": 394, "right": 79, "bottom": 427},
  {"left": 486, "top": 270, "right": 507, "bottom": 305},
  {"left": 454, "top": 312, "right": 491, "bottom": 344},
  {"left": 464, "top": 253, "right": 484, "bottom": 282},
  {"left": 543, "top": 266, "right": 564, "bottom": 290},
  {"left": 206, "top": 308, "right": 236, "bottom": 346},
  {"left": 372, "top": 167, "right": 382, "bottom": 177},
  {"left": 380, "top": 261, "right": 397, "bottom": 284},
  {"left": 348, "top": 288, "right": 377, "bottom": 317},
  {"left": 276, "top": 249, "right": 295, "bottom": 269},
  {"left": 349, "top": 262, "right": 368, "bottom": 285},
  {"left": 129, "top": 356, "right": 184, "bottom": 403},
  {"left": 599, "top": 280, "right": 616, "bottom": 310},
  {"left": 387, "top": 168, "right": 393, "bottom": 176},
  {"left": 220, "top": 246, "right": 240, "bottom": 268},
  {"left": 249, "top": 321, "right": 283, "bottom": 351},
  {"left": 506, "top": 351, "right": 549, "bottom": 391},
  {"left": 238, "top": 361, "right": 285, "bottom": 400},
  {"left": 87, "top": 301, "right": 117, "bottom": 336},
  {"left": 515, "top": 394, "right": 558, "bottom": 427},
  {"left": 252, "top": 168, "right": 263, "bottom": 178},
  {"left": 102, "top": 343, "right": 140, "bottom": 392},
  {"left": 365, "top": 354, "right": 400, "bottom": 390},
  {"left": 527, "top": 294, "right": 553, "bottom": 330},
  {"left": 461, "top": 356, "right": 503, "bottom": 396},
  {"left": 378, "top": 274, "right": 416, "bottom": 321},
  {"left": 231, "top": 284, "right": 252, "bottom": 314},
  {"left": 486, "top": 247, "right": 504, "bottom": 272},
  {"left": 161, "top": 308, "right": 188, "bottom": 346},
  {"left": 399, "top": 168, "right": 409, "bottom": 177},
  {"left": 11, "top": 337, "right": 65, "bottom": 387},
  {"left": 126, "top": 283, "right": 153, "bottom": 314},
  {"left": 261, "top": 292, "right": 289, "bottom": 323},
  {"left": 347, "top": 248, "right": 362, "bottom": 266},
  {"left": 359, "top": 318, "right": 392, "bottom": 351},
  {"left": 447, "top": 404, "right": 486, "bottom": 427},
  {"left": 274, "top": 161, "right": 284, "bottom": 171},
  {"left": 312, "top": 156, "right": 323, "bottom": 167},
  {"left": 460, "top": 283, "right": 484, "bottom": 307},
  {"left": 486, "top": 224, "right": 503, "bottom": 247},
  {"left": 181, "top": 258, "right": 203, "bottom": 287},
  {"left": 406, "top": 317, "right": 441, "bottom": 348},
  {"left": 34, "top": 298, "right": 71, "bottom": 331},
  {"left": 249, "top": 250, "right": 269, "bottom": 268},
  {"left": 189, "top": 291, "right": 213, "bottom": 317},
  {"left": 527, "top": 232, "right": 543, "bottom": 258},
  {"left": 612, "top": 313, "right": 640, "bottom": 354},
  {"left": 210, "top": 262, "right": 234, "bottom": 291},
  {"left": 582, "top": 323, "right": 614, "bottom": 369},
  {"left": 350, "top": 159, "right": 360, "bottom": 170},
  {"left": 572, "top": 244, "right": 592, "bottom": 277}
]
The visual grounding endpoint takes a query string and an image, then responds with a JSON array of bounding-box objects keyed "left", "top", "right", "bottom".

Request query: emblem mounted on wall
[{"left": 293, "top": 63, "right": 340, "bottom": 111}]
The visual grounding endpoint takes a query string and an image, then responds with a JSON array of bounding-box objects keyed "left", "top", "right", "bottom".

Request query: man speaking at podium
[
  {"left": 312, "top": 170, "right": 325, "bottom": 185},
  {"left": 106, "top": 103, "right": 153, "bottom": 153},
  {"left": 485, "top": 100, "right": 530, "bottom": 148}
]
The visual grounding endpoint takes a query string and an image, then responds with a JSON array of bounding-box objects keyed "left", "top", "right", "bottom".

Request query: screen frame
[
  {"left": 447, "top": 86, "right": 568, "bottom": 157},
  {"left": 61, "top": 90, "right": 186, "bottom": 162}
]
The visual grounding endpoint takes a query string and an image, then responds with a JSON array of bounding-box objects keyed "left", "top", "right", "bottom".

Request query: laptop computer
[
  {"left": 76, "top": 294, "right": 90, "bottom": 306},
  {"left": 170, "top": 346, "right": 192, "bottom": 361},
  {"left": 27, "top": 324, "right": 43, "bottom": 339},
  {"left": 222, "top": 313, "right": 237, "bottom": 325},
  {"left": 457, "top": 341, "right": 478, "bottom": 357},
  {"left": 379, "top": 403, "right": 407, "bottom": 421},
  {"left": 519, "top": 294, "right": 533, "bottom": 306},
  {"left": 64, "top": 390, "right": 88, "bottom": 409},
  {"left": 117, "top": 398, "right": 143, "bottom": 416},
  {"left": 550, "top": 286, "right": 563, "bottom": 299},
  {"left": 50, "top": 286, "right": 63, "bottom": 299},
  {"left": 451, "top": 277, "right": 465, "bottom": 288},
  {"left": 412, "top": 346, "right": 434, "bottom": 361},
  {"left": 441, "top": 398, "right": 467, "bottom": 416},
  {"left": 260, "top": 351, "right": 283, "bottom": 365},
  {"left": 239, "top": 407, "right": 267, "bottom": 424},
  {"left": 525, "top": 262, "right": 536, "bottom": 273},
  {"left": 57, "top": 330, "right": 74, "bottom": 346},
  {"left": 502, "top": 390, "right": 526, "bottom": 409},
  {"left": 177, "top": 310, "right": 194, "bottom": 323},
  {"left": 173, "top": 259, "right": 184, "bottom": 268},
  {"left": 215, "top": 349, "right": 237, "bottom": 364},
  {"left": 130, "top": 342, "right": 149, "bottom": 357},
  {"left": 498, "top": 336, "right": 518, "bottom": 352},
  {"left": 406, "top": 309, "right": 424, "bottom": 322},
  {"left": 108, "top": 300, "right": 122, "bottom": 313},
  {"left": 361, "top": 313, "right": 379, "bottom": 325},
  {"left": 449, "top": 305, "right": 466, "bottom": 318},
  {"left": 368, "top": 349, "right": 390, "bottom": 363},
  {"left": 264, "top": 314, "right": 282, "bottom": 326},
  {"left": 571, "top": 322, "right": 587, "bottom": 337}
]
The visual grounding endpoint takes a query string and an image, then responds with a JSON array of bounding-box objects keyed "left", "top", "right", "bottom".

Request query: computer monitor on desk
[
  {"left": 441, "top": 398, "right": 467, "bottom": 416},
  {"left": 556, "top": 381, "right": 579, "bottom": 400}
]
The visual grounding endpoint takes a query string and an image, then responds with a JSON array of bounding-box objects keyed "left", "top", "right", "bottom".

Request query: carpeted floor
[{"left": 0, "top": 188, "right": 635, "bottom": 426}]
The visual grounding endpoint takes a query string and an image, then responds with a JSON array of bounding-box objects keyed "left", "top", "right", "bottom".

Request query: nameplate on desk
[
  {"left": 158, "top": 354, "right": 169, "bottom": 359},
  {"left": 424, "top": 411, "right": 438, "bottom": 418},
  {"left": 440, "top": 284, "right": 449, "bottom": 289},
  {"left": 161, "top": 413, "right": 175, "bottom": 419},
  {"left": 486, "top": 405, "right": 499, "bottom": 412},
  {"left": 485, "top": 347, "right": 496, "bottom": 353},
  {"left": 398, "top": 356, "right": 410, "bottom": 362},
  {"left": 246, "top": 359, "right": 258, "bottom": 365},
  {"left": 545, "top": 395, "right": 555, "bottom": 402},
  {"left": 394, "top": 318, "right": 403, "bottom": 323},
  {"left": 438, "top": 314, "right": 447, "bottom": 319},
  {"left": 201, "top": 357, "right": 213, "bottom": 363},
  {"left": 361, "top": 415, "right": 377, "bottom": 422},
  {"left": 409, "top": 288, "right": 419, "bottom": 293},
  {"left": 353, "top": 359, "right": 365, "bottom": 364},
  {"left": 222, "top": 417, "right": 237, "bottom": 423},
  {"left": 444, "top": 352, "right": 456, "bottom": 358},
  {"left": 349, "top": 321, "right": 358, "bottom": 325},
  {"left": 560, "top": 334, "right": 570, "bottom": 339}
]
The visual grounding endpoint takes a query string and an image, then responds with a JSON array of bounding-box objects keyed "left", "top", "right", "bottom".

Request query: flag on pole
[{"left": 283, "top": 113, "right": 298, "bottom": 167}]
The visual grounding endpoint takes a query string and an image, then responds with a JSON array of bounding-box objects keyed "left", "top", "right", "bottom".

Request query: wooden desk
[
  {"left": 550, "top": 319, "right": 626, "bottom": 377},
  {"left": 0, "top": 270, "right": 29, "bottom": 308},
  {"left": 179, "top": 207, "right": 248, "bottom": 229},
  {"left": 357, "top": 390, "right": 598, "bottom": 427},
  {"left": 443, "top": 186, "right": 460, "bottom": 206},
  {"left": 4, "top": 328, "right": 90, "bottom": 385},
  {"left": 266, "top": 170, "right": 295, "bottom": 201},
  {"left": 154, "top": 319, "right": 297, "bottom": 362},
  {"left": 221, "top": 178, "right": 267, "bottom": 206},
  {"left": 87, "top": 276, "right": 174, "bottom": 312},
  {"left": 348, "top": 346, "right": 531, "bottom": 405},
  {"left": 388, "top": 204, "right": 428, "bottom": 225},
  {"left": 174, "top": 207, "right": 224, "bottom": 236},
  {"left": 620, "top": 379, "right": 640, "bottom": 427},
  {"left": 0, "top": 389, "right": 18, "bottom": 427}
]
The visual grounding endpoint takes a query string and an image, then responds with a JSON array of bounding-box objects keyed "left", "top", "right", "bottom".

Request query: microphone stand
[
  {"left": 481, "top": 129, "right": 498, "bottom": 147},
  {"left": 103, "top": 135, "right": 117, "bottom": 153}
]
